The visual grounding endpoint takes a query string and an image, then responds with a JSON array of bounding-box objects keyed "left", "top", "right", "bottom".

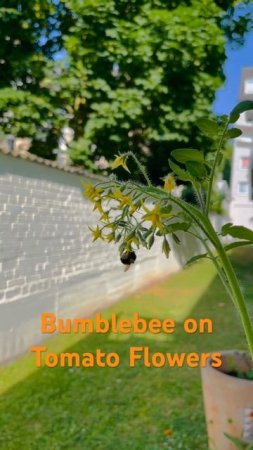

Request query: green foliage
[
  {"left": 185, "top": 253, "right": 209, "bottom": 266},
  {"left": 208, "top": 190, "right": 225, "bottom": 214},
  {"left": 221, "top": 223, "right": 253, "bottom": 241},
  {"left": 68, "top": 138, "right": 94, "bottom": 171},
  {"left": 196, "top": 119, "right": 220, "bottom": 137},
  {"left": 0, "top": 0, "right": 69, "bottom": 156},
  {"left": 0, "top": 87, "right": 64, "bottom": 158},
  {"left": 171, "top": 149, "right": 204, "bottom": 164},
  {"left": 229, "top": 100, "right": 253, "bottom": 123},
  {"left": 168, "top": 160, "right": 195, "bottom": 183},
  {"left": 225, "top": 433, "right": 253, "bottom": 450},
  {"left": 224, "top": 241, "right": 253, "bottom": 251},
  {"left": 0, "top": 1, "right": 251, "bottom": 172},
  {"left": 226, "top": 128, "right": 242, "bottom": 139},
  {"left": 64, "top": 0, "right": 251, "bottom": 181}
]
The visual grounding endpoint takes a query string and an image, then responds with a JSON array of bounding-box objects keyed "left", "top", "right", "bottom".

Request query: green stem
[
  {"left": 154, "top": 186, "right": 253, "bottom": 358},
  {"left": 205, "top": 121, "right": 229, "bottom": 215},
  {"left": 193, "top": 183, "right": 205, "bottom": 213},
  {"left": 126, "top": 151, "right": 152, "bottom": 186},
  {"left": 193, "top": 231, "right": 235, "bottom": 303},
  {"left": 189, "top": 230, "right": 234, "bottom": 304},
  {"left": 213, "top": 240, "right": 253, "bottom": 358},
  {"left": 191, "top": 217, "right": 253, "bottom": 358}
]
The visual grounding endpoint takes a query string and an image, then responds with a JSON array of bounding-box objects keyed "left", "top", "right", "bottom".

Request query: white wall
[{"left": 0, "top": 154, "right": 191, "bottom": 364}]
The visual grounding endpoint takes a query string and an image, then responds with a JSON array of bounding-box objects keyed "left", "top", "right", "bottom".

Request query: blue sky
[{"left": 213, "top": 30, "right": 253, "bottom": 115}]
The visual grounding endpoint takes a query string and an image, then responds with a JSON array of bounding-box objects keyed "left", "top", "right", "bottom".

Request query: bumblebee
[{"left": 120, "top": 251, "right": 137, "bottom": 272}]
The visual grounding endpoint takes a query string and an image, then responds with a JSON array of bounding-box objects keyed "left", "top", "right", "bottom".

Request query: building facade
[{"left": 230, "top": 68, "right": 253, "bottom": 229}]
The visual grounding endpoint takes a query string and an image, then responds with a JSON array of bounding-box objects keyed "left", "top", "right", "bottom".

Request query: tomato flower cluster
[{"left": 83, "top": 154, "right": 183, "bottom": 260}]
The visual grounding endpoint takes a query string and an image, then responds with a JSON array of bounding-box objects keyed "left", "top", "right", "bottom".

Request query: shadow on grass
[{"left": 0, "top": 250, "right": 252, "bottom": 450}]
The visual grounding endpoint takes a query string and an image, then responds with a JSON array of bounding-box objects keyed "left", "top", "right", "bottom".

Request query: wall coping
[{"left": 0, "top": 147, "right": 105, "bottom": 182}]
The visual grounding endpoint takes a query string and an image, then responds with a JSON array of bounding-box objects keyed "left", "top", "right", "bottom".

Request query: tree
[
  {"left": 61, "top": 0, "right": 252, "bottom": 182},
  {"left": 0, "top": 1, "right": 251, "bottom": 176},
  {"left": 0, "top": 1, "right": 70, "bottom": 158}
]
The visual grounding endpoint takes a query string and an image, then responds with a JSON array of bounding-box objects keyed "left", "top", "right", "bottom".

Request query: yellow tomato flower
[
  {"left": 88, "top": 225, "right": 103, "bottom": 241},
  {"left": 130, "top": 203, "right": 138, "bottom": 214},
  {"left": 105, "top": 232, "right": 115, "bottom": 243},
  {"left": 143, "top": 204, "right": 163, "bottom": 229},
  {"left": 82, "top": 182, "right": 104, "bottom": 201},
  {"left": 163, "top": 174, "right": 176, "bottom": 192},
  {"left": 111, "top": 154, "right": 130, "bottom": 173},
  {"left": 112, "top": 188, "right": 133, "bottom": 208},
  {"left": 100, "top": 210, "right": 110, "bottom": 222},
  {"left": 142, "top": 203, "right": 172, "bottom": 230},
  {"left": 112, "top": 188, "right": 124, "bottom": 200},
  {"left": 92, "top": 200, "right": 104, "bottom": 214},
  {"left": 120, "top": 195, "right": 132, "bottom": 208}
]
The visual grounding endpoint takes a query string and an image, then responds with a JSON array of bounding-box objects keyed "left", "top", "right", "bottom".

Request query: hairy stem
[
  {"left": 198, "top": 235, "right": 235, "bottom": 304},
  {"left": 125, "top": 151, "right": 152, "bottom": 186},
  {"left": 193, "top": 183, "right": 205, "bottom": 213}
]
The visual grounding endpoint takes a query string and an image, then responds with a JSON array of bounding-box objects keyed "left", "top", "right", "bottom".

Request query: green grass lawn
[{"left": 0, "top": 249, "right": 252, "bottom": 450}]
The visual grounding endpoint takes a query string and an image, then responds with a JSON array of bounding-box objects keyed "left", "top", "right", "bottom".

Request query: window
[
  {"left": 246, "top": 111, "right": 253, "bottom": 122},
  {"left": 238, "top": 182, "right": 249, "bottom": 196},
  {"left": 239, "top": 157, "right": 250, "bottom": 170},
  {"left": 238, "top": 137, "right": 253, "bottom": 143},
  {"left": 245, "top": 79, "right": 253, "bottom": 95}
]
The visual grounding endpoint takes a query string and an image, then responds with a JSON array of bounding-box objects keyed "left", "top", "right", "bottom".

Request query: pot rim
[{"left": 203, "top": 349, "right": 253, "bottom": 384}]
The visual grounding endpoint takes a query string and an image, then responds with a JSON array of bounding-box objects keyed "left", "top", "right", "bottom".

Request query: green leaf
[
  {"left": 143, "top": 227, "right": 154, "bottom": 239},
  {"left": 226, "top": 128, "right": 242, "bottom": 139},
  {"left": 137, "top": 230, "right": 148, "bottom": 248},
  {"left": 224, "top": 433, "right": 250, "bottom": 449},
  {"left": 221, "top": 224, "right": 253, "bottom": 241},
  {"left": 115, "top": 233, "right": 122, "bottom": 243},
  {"left": 160, "top": 205, "right": 173, "bottom": 215},
  {"left": 185, "top": 253, "right": 208, "bottom": 266},
  {"left": 164, "top": 222, "right": 191, "bottom": 233},
  {"left": 196, "top": 119, "right": 219, "bottom": 137},
  {"left": 222, "top": 221, "right": 233, "bottom": 228},
  {"left": 162, "top": 237, "right": 170, "bottom": 258},
  {"left": 229, "top": 101, "right": 253, "bottom": 124},
  {"left": 117, "top": 220, "right": 127, "bottom": 227},
  {"left": 171, "top": 148, "right": 204, "bottom": 163},
  {"left": 185, "top": 161, "right": 207, "bottom": 179},
  {"left": 145, "top": 185, "right": 168, "bottom": 198},
  {"left": 172, "top": 233, "right": 180, "bottom": 244},
  {"left": 224, "top": 240, "right": 253, "bottom": 251},
  {"left": 169, "top": 159, "right": 194, "bottom": 182},
  {"left": 148, "top": 233, "right": 155, "bottom": 249}
]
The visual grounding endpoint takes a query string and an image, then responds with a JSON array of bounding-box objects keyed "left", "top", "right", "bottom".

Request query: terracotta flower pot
[{"left": 201, "top": 351, "right": 253, "bottom": 450}]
